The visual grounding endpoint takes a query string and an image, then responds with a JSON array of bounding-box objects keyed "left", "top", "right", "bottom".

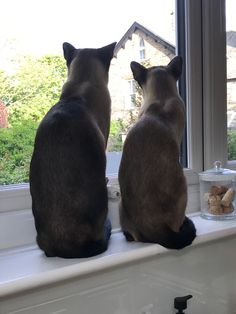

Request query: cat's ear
[
  {"left": 130, "top": 61, "right": 147, "bottom": 86},
  {"left": 98, "top": 42, "right": 117, "bottom": 68},
  {"left": 63, "top": 42, "right": 76, "bottom": 66},
  {"left": 167, "top": 56, "right": 182, "bottom": 80}
]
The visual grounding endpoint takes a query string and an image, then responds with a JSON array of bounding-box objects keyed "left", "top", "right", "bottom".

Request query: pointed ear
[
  {"left": 167, "top": 56, "right": 182, "bottom": 80},
  {"left": 130, "top": 61, "right": 147, "bottom": 85},
  {"left": 63, "top": 42, "right": 76, "bottom": 66},
  {"left": 98, "top": 42, "right": 117, "bottom": 67}
]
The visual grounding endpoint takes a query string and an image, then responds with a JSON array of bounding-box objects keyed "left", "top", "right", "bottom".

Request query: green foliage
[
  {"left": 0, "top": 70, "right": 15, "bottom": 105},
  {"left": 228, "top": 129, "right": 236, "bottom": 160},
  {"left": 107, "top": 112, "right": 138, "bottom": 152},
  {"left": 0, "top": 53, "right": 67, "bottom": 184},
  {"left": 0, "top": 54, "right": 67, "bottom": 124},
  {"left": 107, "top": 120, "right": 123, "bottom": 152},
  {"left": 0, "top": 48, "right": 138, "bottom": 182},
  {"left": 0, "top": 121, "right": 38, "bottom": 184}
]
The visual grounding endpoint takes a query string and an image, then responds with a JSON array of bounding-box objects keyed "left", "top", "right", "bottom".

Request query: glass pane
[
  {"left": 107, "top": 1, "right": 177, "bottom": 173},
  {"left": 0, "top": 0, "right": 176, "bottom": 184},
  {"left": 227, "top": 0, "right": 236, "bottom": 160}
]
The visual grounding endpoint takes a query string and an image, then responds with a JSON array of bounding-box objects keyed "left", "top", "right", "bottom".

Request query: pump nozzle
[{"left": 174, "top": 295, "right": 193, "bottom": 313}]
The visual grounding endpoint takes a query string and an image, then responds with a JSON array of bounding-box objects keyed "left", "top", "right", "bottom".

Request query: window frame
[{"left": 0, "top": 0, "right": 228, "bottom": 216}]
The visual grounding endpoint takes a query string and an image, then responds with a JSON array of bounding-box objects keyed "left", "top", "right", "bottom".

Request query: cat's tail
[
  {"left": 159, "top": 216, "right": 196, "bottom": 250},
  {"left": 139, "top": 216, "right": 196, "bottom": 250}
]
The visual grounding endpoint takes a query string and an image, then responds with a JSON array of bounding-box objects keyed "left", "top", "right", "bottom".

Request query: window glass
[
  {"left": 226, "top": 0, "right": 236, "bottom": 160},
  {"left": 139, "top": 38, "right": 146, "bottom": 60},
  {"left": 0, "top": 0, "right": 176, "bottom": 184}
]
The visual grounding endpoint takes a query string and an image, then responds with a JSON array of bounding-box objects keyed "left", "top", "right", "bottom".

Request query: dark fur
[
  {"left": 118, "top": 57, "right": 196, "bottom": 250},
  {"left": 30, "top": 42, "right": 116, "bottom": 258}
]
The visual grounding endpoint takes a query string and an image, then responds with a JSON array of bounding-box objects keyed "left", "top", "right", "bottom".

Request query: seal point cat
[
  {"left": 119, "top": 56, "right": 196, "bottom": 250},
  {"left": 30, "top": 42, "right": 116, "bottom": 258}
]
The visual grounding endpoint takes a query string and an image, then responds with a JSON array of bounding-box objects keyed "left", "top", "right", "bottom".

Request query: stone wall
[{"left": 109, "top": 33, "right": 175, "bottom": 119}]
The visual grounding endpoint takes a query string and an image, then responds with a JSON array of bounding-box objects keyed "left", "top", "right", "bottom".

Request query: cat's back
[
  {"left": 121, "top": 105, "right": 180, "bottom": 166},
  {"left": 38, "top": 98, "right": 95, "bottom": 133},
  {"left": 35, "top": 98, "right": 104, "bottom": 153},
  {"left": 119, "top": 106, "right": 185, "bottom": 207},
  {"left": 30, "top": 97, "right": 106, "bottom": 195}
]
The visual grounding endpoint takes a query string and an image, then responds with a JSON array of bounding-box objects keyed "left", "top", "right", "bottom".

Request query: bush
[
  {"left": 228, "top": 129, "right": 236, "bottom": 160},
  {"left": 107, "top": 120, "right": 123, "bottom": 152},
  {"left": 0, "top": 121, "right": 38, "bottom": 184},
  {"left": 0, "top": 53, "right": 66, "bottom": 185}
]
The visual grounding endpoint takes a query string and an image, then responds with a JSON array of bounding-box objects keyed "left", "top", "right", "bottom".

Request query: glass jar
[{"left": 199, "top": 161, "right": 236, "bottom": 220}]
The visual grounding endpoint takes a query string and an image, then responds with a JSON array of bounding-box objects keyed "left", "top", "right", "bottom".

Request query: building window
[
  {"left": 139, "top": 38, "right": 146, "bottom": 60},
  {"left": 127, "top": 79, "right": 136, "bottom": 108}
]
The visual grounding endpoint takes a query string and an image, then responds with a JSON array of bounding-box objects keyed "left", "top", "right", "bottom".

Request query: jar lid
[{"left": 199, "top": 161, "right": 236, "bottom": 181}]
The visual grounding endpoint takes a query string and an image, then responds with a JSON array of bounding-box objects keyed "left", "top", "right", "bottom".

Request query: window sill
[{"left": 1, "top": 212, "right": 236, "bottom": 299}]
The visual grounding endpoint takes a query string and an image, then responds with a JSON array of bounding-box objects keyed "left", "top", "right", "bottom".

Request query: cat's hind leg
[{"left": 119, "top": 200, "right": 139, "bottom": 242}]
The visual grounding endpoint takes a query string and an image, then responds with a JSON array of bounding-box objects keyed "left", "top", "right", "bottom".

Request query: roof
[
  {"left": 114, "top": 21, "right": 175, "bottom": 57},
  {"left": 114, "top": 24, "right": 236, "bottom": 56}
]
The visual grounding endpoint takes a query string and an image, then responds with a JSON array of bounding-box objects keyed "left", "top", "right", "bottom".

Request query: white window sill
[{"left": 1, "top": 212, "right": 236, "bottom": 299}]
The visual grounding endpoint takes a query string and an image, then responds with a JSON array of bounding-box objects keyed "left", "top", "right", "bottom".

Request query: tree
[
  {"left": 0, "top": 54, "right": 67, "bottom": 184},
  {"left": 0, "top": 54, "right": 67, "bottom": 125}
]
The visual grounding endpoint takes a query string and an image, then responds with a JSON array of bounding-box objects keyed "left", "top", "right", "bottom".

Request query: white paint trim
[
  {"left": 1, "top": 212, "right": 236, "bottom": 298},
  {"left": 202, "top": 0, "right": 227, "bottom": 170},
  {"left": 185, "top": 0, "right": 204, "bottom": 172},
  {"left": 0, "top": 170, "right": 200, "bottom": 252},
  {"left": 227, "top": 160, "right": 236, "bottom": 170},
  {"left": 0, "top": 184, "right": 31, "bottom": 213}
]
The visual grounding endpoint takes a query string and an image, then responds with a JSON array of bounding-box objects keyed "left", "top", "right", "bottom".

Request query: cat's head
[
  {"left": 62, "top": 42, "right": 117, "bottom": 82},
  {"left": 130, "top": 56, "right": 182, "bottom": 91}
]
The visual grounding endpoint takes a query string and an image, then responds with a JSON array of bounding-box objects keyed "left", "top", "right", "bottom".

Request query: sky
[
  {"left": 0, "top": 0, "right": 235, "bottom": 70},
  {"left": 0, "top": 0, "right": 175, "bottom": 52},
  {"left": 0, "top": 0, "right": 175, "bottom": 69}
]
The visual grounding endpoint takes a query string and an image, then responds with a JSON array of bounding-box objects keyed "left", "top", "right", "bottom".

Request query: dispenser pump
[{"left": 174, "top": 295, "right": 193, "bottom": 313}]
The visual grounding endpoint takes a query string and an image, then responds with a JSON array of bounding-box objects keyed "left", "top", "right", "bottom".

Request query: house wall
[
  {"left": 108, "top": 32, "right": 175, "bottom": 119},
  {"left": 227, "top": 45, "right": 236, "bottom": 107},
  {"left": 108, "top": 31, "right": 236, "bottom": 125}
]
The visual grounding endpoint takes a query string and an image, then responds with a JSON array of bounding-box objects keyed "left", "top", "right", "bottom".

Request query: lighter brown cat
[{"left": 118, "top": 56, "right": 196, "bottom": 249}]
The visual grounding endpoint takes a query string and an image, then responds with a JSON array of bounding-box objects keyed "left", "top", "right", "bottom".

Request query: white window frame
[
  {"left": 0, "top": 0, "right": 228, "bottom": 219},
  {"left": 186, "top": 0, "right": 227, "bottom": 173}
]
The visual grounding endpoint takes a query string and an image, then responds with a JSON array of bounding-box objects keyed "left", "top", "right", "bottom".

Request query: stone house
[
  {"left": 108, "top": 22, "right": 175, "bottom": 119},
  {"left": 108, "top": 22, "right": 236, "bottom": 128}
]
